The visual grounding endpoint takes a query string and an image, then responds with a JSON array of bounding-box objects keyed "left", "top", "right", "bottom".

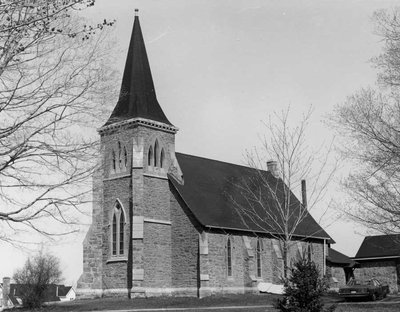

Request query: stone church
[{"left": 77, "top": 12, "right": 332, "bottom": 298}]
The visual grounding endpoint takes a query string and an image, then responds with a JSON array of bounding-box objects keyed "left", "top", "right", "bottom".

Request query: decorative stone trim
[
  {"left": 132, "top": 216, "right": 144, "bottom": 239},
  {"left": 137, "top": 287, "right": 198, "bottom": 297},
  {"left": 354, "top": 256, "right": 400, "bottom": 261},
  {"left": 200, "top": 274, "right": 209, "bottom": 281},
  {"left": 243, "top": 236, "right": 254, "bottom": 257},
  {"left": 272, "top": 240, "right": 282, "bottom": 259},
  {"left": 249, "top": 274, "right": 261, "bottom": 281},
  {"left": 144, "top": 218, "right": 171, "bottom": 225},
  {"left": 102, "top": 288, "right": 128, "bottom": 296},
  {"left": 199, "top": 232, "right": 209, "bottom": 255},
  {"left": 199, "top": 286, "right": 257, "bottom": 297},
  {"left": 106, "top": 257, "right": 128, "bottom": 264},
  {"left": 104, "top": 173, "right": 131, "bottom": 181},
  {"left": 76, "top": 288, "right": 103, "bottom": 298},
  {"left": 143, "top": 172, "right": 168, "bottom": 180},
  {"left": 99, "top": 117, "right": 178, "bottom": 135},
  {"left": 132, "top": 269, "right": 144, "bottom": 281}
]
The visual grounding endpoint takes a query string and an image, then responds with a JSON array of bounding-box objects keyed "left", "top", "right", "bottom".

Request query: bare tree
[
  {"left": 330, "top": 8, "right": 400, "bottom": 235},
  {"left": 13, "top": 250, "right": 62, "bottom": 309},
  {"left": 230, "top": 108, "right": 335, "bottom": 278},
  {"left": 0, "top": 0, "right": 116, "bottom": 243}
]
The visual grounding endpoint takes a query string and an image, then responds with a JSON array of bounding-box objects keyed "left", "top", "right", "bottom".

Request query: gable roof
[
  {"left": 57, "top": 285, "right": 72, "bottom": 297},
  {"left": 354, "top": 234, "right": 400, "bottom": 260},
  {"left": 327, "top": 248, "right": 357, "bottom": 267},
  {"left": 104, "top": 13, "right": 172, "bottom": 127},
  {"left": 170, "top": 153, "right": 332, "bottom": 241}
]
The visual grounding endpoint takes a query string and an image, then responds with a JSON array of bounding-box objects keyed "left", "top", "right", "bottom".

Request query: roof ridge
[
  {"left": 175, "top": 152, "right": 268, "bottom": 173},
  {"left": 364, "top": 233, "right": 400, "bottom": 238}
]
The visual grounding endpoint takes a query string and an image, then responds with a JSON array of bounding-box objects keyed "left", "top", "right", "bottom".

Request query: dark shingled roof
[
  {"left": 327, "top": 248, "right": 357, "bottom": 267},
  {"left": 57, "top": 285, "right": 72, "bottom": 297},
  {"left": 170, "top": 153, "right": 332, "bottom": 241},
  {"left": 104, "top": 14, "right": 172, "bottom": 126},
  {"left": 354, "top": 234, "right": 400, "bottom": 259}
]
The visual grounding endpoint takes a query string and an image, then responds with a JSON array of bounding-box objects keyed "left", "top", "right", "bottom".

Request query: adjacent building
[
  {"left": 326, "top": 247, "right": 357, "bottom": 291},
  {"left": 1, "top": 277, "right": 75, "bottom": 309},
  {"left": 353, "top": 234, "right": 400, "bottom": 293},
  {"left": 77, "top": 12, "right": 332, "bottom": 298}
]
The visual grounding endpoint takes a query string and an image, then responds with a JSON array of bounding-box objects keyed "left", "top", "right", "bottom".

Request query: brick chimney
[
  {"left": 2, "top": 277, "right": 10, "bottom": 308},
  {"left": 301, "top": 179, "right": 307, "bottom": 209},
  {"left": 267, "top": 160, "right": 279, "bottom": 178}
]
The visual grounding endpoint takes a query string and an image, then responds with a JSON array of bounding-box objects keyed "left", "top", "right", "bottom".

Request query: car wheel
[{"left": 370, "top": 293, "right": 376, "bottom": 301}]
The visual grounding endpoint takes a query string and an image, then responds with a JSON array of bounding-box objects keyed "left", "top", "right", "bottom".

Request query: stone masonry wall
[
  {"left": 170, "top": 186, "right": 201, "bottom": 296},
  {"left": 327, "top": 266, "right": 347, "bottom": 289},
  {"left": 77, "top": 167, "right": 104, "bottom": 297},
  {"left": 143, "top": 222, "right": 172, "bottom": 289},
  {"left": 102, "top": 175, "right": 131, "bottom": 293},
  {"left": 204, "top": 233, "right": 276, "bottom": 294},
  {"left": 99, "top": 124, "right": 177, "bottom": 295},
  {"left": 354, "top": 260, "right": 399, "bottom": 293}
]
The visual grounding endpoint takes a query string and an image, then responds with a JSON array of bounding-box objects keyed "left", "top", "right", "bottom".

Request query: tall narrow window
[
  {"left": 124, "top": 147, "right": 128, "bottom": 168},
  {"left": 148, "top": 146, "right": 153, "bottom": 166},
  {"left": 256, "top": 239, "right": 262, "bottom": 278},
  {"left": 111, "top": 201, "right": 125, "bottom": 257},
  {"left": 227, "top": 237, "right": 232, "bottom": 277},
  {"left": 119, "top": 211, "right": 125, "bottom": 253},
  {"left": 111, "top": 150, "right": 116, "bottom": 172},
  {"left": 160, "top": 148, "right": 165, "bottom": 168},
  {"left": 154, "top": 140, "right": 159, "bottom": 167},
  {"left": 112, "top": 214, "right": 117, "bottom": 255},
  {"left": 118, "top": 141, "right": 122, "bottom": 169}
]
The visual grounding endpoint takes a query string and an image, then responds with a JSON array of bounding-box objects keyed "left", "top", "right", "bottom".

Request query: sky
[{"left": 1, "top": 0, "right": 399, "bottom": 286}]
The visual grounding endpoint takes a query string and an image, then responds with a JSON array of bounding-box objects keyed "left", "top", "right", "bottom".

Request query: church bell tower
[{"left": 78, "top": 10, "right": 183, "bottom": 297}]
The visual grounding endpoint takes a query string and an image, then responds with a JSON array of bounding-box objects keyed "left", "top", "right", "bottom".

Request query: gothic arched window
[
  {"left": 117, "top": 141, "right": 122, "bottom": 169},
  {"left": 148, "top": 146, "right": 153, "bottom": 166},
  {"left": 256, "top": 239, "right": 262, "bottom": 278},
  {"left": 111, "top": 201, "right": 125, "bottom": 257},
  {"left": 119, "top": 210, "right": 125, "bottom": 253},
  {"left": 227, "top": 237, "right": 232, "bottom": 277},
  {"left": 124, "top": 146, "right": 128, "bottom": 168},
  {"left": 154, "top": 140, "right": 159, "bottom": 167},
  {"left": 111, "top": 150, "right": 116, "bottom": 172},
  {"left": 112, "top": 214, "right": 117, "bottom": 255},
  {"left": 160, "top": 148, "right": 165, "bottom": 168}
]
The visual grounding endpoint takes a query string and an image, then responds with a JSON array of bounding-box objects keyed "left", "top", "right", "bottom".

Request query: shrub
[
  {"left": 277, "top": 257, "right": 336, "bottom": 312},
  {"left": 13, "top": 251, "right": 62, "bottom": 309}
]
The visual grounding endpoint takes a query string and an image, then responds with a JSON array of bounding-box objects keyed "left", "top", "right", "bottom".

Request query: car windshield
[{"left": 347, "top": 279, "right": 364, "bottom": 286}]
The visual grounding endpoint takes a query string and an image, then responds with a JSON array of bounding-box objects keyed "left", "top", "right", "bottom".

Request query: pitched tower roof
[{"left": 104, "top": 10, "right": 172, "bottom": 126}]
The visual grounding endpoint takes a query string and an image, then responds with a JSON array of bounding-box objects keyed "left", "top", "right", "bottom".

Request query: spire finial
[{"left": 135, "top": 8, "right": 139, "bottom": 17}]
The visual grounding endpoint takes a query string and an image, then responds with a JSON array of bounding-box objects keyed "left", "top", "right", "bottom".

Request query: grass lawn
[
  {"left": 14, "top": 293, "right": 279, "bottom": 311},
  {"left": 335, "top": 304, "right": 400, "bottom": 312},
  {"left": 11, "top": 293, "right": 400, "bottom": 312}
]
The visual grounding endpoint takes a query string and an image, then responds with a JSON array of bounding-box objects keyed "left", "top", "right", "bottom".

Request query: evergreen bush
[{"left": 277, "top": 257, "right": 336, "bottom": 312}]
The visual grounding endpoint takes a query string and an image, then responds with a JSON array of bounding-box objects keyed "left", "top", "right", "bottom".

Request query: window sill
[{"left": 106, "top": 257, "right": 128, "bottom": 264}]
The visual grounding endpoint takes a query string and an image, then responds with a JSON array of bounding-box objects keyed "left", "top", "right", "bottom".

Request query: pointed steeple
[{"left": 104, "top": 10, "right": 172, "bottom": 126}]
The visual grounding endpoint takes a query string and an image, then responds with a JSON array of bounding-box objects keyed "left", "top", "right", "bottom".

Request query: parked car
[{"left": 338, "top": 278, "right": 389, "bottom": 301}]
